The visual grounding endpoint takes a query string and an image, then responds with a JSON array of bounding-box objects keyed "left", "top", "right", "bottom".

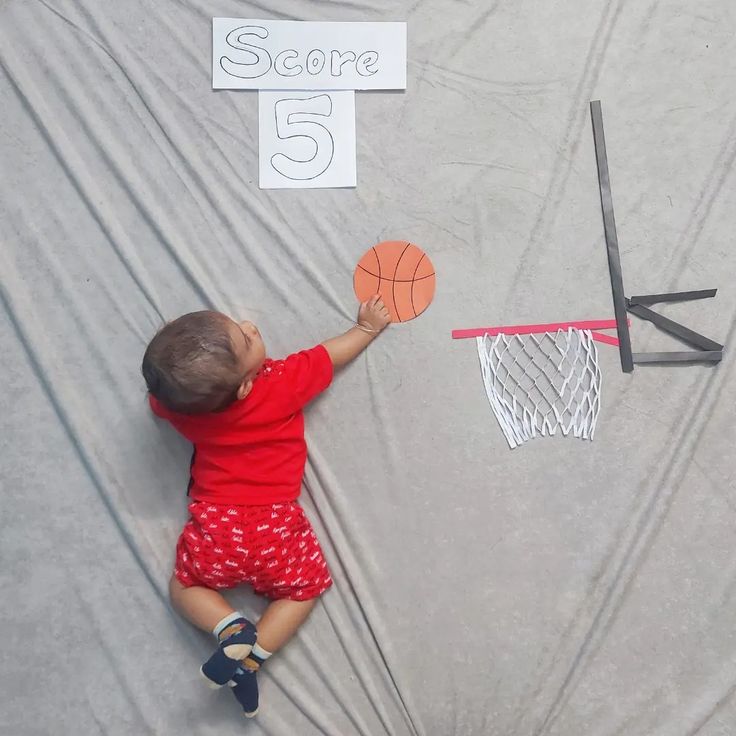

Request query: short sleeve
[{"left": 277, "top": 345, "right": 334, "bottom": 412}]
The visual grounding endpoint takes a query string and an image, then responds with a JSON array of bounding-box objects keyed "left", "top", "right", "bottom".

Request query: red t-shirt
[{"left": 149, "top": 345, "right": 333, "bottom": 505}]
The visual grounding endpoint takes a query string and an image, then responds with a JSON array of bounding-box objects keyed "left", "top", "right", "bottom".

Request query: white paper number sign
[
  {"left": 258, "top": 91, "right": 356, "bottom": 189},
  {"left": 213, "top": 19, "right": 407, "bottom": 90}
]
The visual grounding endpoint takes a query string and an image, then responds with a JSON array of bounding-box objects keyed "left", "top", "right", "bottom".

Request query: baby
[{"left": 142, "top": 296, "right": 390, "bottom": 717}]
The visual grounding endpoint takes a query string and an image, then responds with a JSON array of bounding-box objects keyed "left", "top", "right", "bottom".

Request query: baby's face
[{"left": 228, "top": 318, "right": 267, "bottom": 379}]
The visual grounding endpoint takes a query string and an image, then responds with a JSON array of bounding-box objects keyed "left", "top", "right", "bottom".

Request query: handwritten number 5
[{"left": 271, "top": 95, "right": 335, "bottom": 180}]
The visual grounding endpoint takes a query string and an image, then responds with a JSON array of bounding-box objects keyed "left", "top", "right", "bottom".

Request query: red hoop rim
[{"left": 452, "top": 319, "right": 628, "bottom": 346}]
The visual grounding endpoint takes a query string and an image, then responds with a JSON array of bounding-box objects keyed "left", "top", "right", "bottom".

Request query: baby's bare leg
[
  {"left": 170, "top": 575, "right": 258, "bottom": 689},
  {"left": 169, "top": 575, "right": 236, "bottom": 632},
  {"left": 169, "top": 576, "right": 317, "bottom": 650},
  {"left": 255, "top": 598, "right": 317, "bottom": 654}
]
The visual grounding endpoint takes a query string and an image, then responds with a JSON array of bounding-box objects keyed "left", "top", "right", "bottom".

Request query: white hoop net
[{"left": 477, "top": 328, "right": 602, "bottom": 449}]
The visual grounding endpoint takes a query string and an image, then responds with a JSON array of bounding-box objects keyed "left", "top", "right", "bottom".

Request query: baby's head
[{"left": 142, "top": 311, "right": 266, "bottom": 414}]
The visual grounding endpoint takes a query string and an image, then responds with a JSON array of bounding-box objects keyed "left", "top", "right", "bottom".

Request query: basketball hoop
[{"left": 476, "top": 328, "right": 602, "bottom": 449}]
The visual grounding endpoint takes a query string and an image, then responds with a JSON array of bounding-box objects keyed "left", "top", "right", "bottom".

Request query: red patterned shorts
[{"left": 174, "top": 500, "right": 332, "bottom": 601}]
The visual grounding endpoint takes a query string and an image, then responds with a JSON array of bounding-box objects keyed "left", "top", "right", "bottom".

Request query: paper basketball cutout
[{"left": 353, "top": 241, "right": 436, "bottom": 323}]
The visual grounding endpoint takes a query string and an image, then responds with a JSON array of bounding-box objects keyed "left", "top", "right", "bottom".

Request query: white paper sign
[
  {"left": 213, "top": 19, "right": 407, "bottom": 90},
  {"left": 258, "top": 90, "right": 356, "bottom": 189}
]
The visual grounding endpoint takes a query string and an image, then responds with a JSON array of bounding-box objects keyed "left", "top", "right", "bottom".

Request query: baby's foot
[
  {"left": 230, "top": 661, "right": 259, "bottom": 718},
  {"left": 200, "top": 618, "right": 257, "bottom": 688}
]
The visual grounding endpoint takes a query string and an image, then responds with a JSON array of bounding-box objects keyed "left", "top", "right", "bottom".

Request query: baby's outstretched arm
[{"left": 322, "top": 295, "right": 391, "bottom": 368}]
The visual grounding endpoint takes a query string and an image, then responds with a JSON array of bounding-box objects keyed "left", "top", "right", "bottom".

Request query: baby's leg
[
  {"left": 227, "top": 596, "right": 319, "bottom": 718},
  {"left": 169, "top": 575, "right": 236, "bottom": 632},
  {"left": 169, "top": 575, "right": 256, "bottom": 687},
  {"left": 228, "top": 501, "right": 330, "bottom": 716},
  {"left": 256, "top": 597, "right": 317, "bottom": 653}
]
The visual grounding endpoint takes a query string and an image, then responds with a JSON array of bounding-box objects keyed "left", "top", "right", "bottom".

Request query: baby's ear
[{"left": 236, "top": 379, "right": 253, "bottom": 401}]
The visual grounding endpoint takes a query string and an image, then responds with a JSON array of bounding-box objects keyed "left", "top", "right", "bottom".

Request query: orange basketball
[{"left": 353, "top": 241, "right": 436, "bottom": 323}]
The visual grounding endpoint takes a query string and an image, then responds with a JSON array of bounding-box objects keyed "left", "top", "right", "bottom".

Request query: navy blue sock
[
  {"left": 230, "top": 666, "right": 259, "bottom": 718},
  {"left": 230, "top": 648, "right": 269, "bottom": 718},
  {"left": 200, "top": 613, "right": 257, "bottom": 688}
]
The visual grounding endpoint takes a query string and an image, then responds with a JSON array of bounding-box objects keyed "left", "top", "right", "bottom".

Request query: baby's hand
[{"left": 358, "top": 295, "right": 391, "bottom": 334}]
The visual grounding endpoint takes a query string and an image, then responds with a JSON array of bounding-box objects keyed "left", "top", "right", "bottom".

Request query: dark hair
[{"left": 142, "top": 311, "right": 244, "bottom": 414}]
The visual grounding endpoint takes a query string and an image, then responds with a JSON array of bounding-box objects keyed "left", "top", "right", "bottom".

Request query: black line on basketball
[
  {"left": 392, "top": 242, "right": 412, "bottom": 322},
  {"left": 409, "top": 253, "right": 426, "bottom": 317},
  {"left": 357, "top": 264, "right": 435, "bottom": 283},
  {"left": 371, "top": 247, "right": 382, "bottom": 284}
]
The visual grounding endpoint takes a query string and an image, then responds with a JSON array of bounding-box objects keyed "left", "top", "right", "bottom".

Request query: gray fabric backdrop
[{"left": 2, "top": 1, "right": 735, "bottom": 734}]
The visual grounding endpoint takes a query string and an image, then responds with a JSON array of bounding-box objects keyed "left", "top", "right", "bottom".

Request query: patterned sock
[
  {"left": 250, "top": 644, "right": 273, "bottom": 664},
  {"left": 200, "top": 612, "right": 257, "bottom": 688},
  {"left": 230, "top": 644, "right": 272, "bottom": 718}
]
